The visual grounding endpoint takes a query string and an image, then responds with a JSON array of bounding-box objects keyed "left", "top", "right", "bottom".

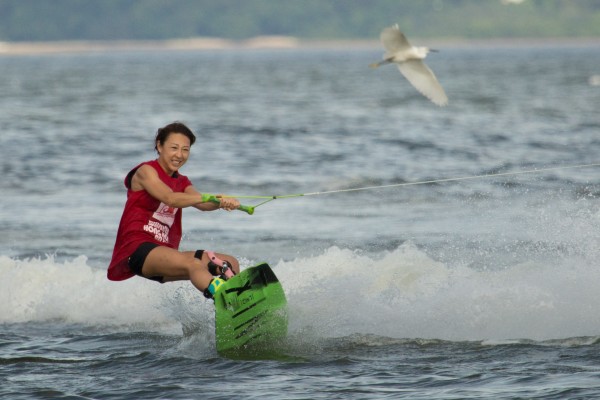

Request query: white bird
[{"left": 370, "top": 24, "right": 448, "bottom": 106}]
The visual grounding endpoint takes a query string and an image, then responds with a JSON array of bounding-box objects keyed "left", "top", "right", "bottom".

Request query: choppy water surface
[{"left": 1, "top": 43, "right": 599, "bottom": 398}]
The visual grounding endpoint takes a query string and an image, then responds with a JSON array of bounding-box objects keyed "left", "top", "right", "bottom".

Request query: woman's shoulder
[{"left": 124, "top": 160, "right": 157, "bottom": 189}]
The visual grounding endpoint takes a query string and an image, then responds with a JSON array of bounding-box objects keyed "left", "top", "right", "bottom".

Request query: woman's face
[{"left": 156, "top": 133, "right": 191, "bottom": 175}]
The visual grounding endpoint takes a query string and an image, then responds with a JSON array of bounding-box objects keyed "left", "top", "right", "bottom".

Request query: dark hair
[{"left": 155, "top": 122, "right": 196, "bottom": 152}]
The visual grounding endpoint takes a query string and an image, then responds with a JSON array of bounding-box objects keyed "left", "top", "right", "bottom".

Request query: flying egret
[{"left": 370, "top": 24, "right": 448, "bottom": 106}]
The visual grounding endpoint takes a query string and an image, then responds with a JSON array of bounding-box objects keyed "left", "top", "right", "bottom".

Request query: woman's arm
[
  {"left": 186, "top": 186, "right": 240, "bottom": 212},
  {"left": 186, "top": 185, "right": 220, "bottom": 211},
  {"left": 133, "top": 164, "right": 240, "bottom": 211},
  {"left": 132, "top": 164, "right": 205, "bottom": 208}
]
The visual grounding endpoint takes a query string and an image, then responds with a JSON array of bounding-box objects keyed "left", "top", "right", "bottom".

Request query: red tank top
[{"left": 107, "top": 160, "right": 192, "bottom": 281}]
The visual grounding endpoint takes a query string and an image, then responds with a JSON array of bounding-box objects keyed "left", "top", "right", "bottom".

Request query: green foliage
[{"left": 0, "top": 0, "right": 599, "bottom": 41}]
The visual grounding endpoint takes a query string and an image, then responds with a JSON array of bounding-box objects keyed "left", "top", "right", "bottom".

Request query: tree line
[{"left": 1, "top": 0, "right": 599, "bottom": 42}]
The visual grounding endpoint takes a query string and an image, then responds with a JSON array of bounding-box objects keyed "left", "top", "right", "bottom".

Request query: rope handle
[{"left": 201, "top": 193, "right": 254, "bottom": 215}]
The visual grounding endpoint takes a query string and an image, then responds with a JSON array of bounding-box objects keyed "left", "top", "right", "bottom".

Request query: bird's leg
[{"left": 369, "top": 58, "right": 393, "bottom": 69}]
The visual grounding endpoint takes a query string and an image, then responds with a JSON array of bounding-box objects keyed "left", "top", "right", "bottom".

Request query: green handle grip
[
  {"left": 237, "top": 204, "right": 255, "bottom": 215},
  {"left": 201, "top": 193, "right": 254, "bottom": 215}
]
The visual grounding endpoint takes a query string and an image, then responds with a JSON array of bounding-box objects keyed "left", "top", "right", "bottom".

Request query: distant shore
[{"left": 1, "top": 36, "right": 598, "bottom": 55}]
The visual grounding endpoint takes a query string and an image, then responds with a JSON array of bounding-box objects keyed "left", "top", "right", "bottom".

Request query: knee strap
[
  {"left": 196, "top": 250, "right": 224, "bottom": 276},
  {"left": 204, "top": 250, "right": 235, "bottom": 279},
  {"left": 205, "top": 250, "right": 223, "bottom": 276},
  {"left": 194, "top": 250, "right": 218, "bottom": 275}
]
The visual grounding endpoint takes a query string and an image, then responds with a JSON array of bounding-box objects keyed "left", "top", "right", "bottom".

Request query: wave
[
  {"left": 274, "top": 243, "right": 600, "bottom": 343},
  {"left": 3, "top": 237, "right": 599, "bottom": 343},
  {"left": 0, "top": 255, "right": 186, "bottom": 332}
]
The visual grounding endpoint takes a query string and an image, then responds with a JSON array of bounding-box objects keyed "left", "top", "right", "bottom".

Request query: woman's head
[
  {"left": 154, "top": 122, "right": 196, "bottom": 175},
  {"left": 155, "top": 122, "right": 196, "bottom": 153}
]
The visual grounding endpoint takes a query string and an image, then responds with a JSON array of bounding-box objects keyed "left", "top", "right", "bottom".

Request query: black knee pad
[{"left": 194, "top": 249, "right": 220, "bottom": 275}]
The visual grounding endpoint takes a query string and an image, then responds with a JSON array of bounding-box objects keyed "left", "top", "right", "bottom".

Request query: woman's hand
[{"left": 217, "top": 195, "right": 240, "bottom": 211}]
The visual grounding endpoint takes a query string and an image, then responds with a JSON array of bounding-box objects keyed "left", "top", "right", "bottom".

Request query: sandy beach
[
  {"left": 0, "top": 36, "right": 376, "bottom": 55},
  {"left": 1, "top": 36, "right": 598, "bottom": 55}
]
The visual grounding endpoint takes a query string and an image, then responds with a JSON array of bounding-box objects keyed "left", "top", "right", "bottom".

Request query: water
[{"left": 1, "top": 43, "right": 599, "bottom": 398}]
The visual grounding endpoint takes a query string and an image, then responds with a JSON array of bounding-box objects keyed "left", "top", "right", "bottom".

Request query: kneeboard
[{"left": 214, "top": 263, "right": 287, "bottom": 357}]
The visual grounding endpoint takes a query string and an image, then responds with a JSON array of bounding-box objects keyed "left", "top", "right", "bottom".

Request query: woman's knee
[
  {"left": 200, "top": 250, "right": 239, "bottom": 274},
  {"left": 221, "top": 254, "right": 239, "bottom": 273}
]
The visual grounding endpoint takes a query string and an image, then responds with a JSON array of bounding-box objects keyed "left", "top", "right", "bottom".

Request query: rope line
[{"left": 225, "top": 162, "right": 600, "bottom": 205}]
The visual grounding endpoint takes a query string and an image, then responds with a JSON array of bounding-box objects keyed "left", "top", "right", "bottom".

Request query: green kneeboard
[{"left": 214, "top": 263, "right": 287, "bottom": 357}]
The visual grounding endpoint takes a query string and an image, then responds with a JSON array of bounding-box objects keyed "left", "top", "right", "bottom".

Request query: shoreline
[{"left": 1, "top": 36, "right": 599, "bottom": 55}]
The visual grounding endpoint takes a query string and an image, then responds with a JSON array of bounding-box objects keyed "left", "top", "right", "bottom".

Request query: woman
[{"left": 107, "top": 122, "right": 241, "bottom": 298}]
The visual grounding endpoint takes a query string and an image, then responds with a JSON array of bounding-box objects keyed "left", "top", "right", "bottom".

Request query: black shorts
[{"left": 128, "top": 242, "right": 164, "bottom": 283}]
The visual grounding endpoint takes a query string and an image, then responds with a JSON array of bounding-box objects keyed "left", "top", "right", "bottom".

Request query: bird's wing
[
  {"left": 397, "top": 59, "right": 448, "bottom": 106},
  {"left": 380, "top": 24, "right": 410, "bottom": 54}
]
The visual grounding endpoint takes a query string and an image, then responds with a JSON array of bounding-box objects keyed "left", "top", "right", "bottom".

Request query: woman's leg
[{"left": 141, "top": 246, "right": 239, "bottom": 292}]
